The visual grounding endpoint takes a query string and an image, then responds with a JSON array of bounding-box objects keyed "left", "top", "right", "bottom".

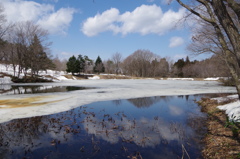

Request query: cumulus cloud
[
  {"left": 1, "top": 0, "right": 75, "bottom": 34},
  {"left": 82, "top": 8, "right": 120, "bottom": 37},
  {"left": 169, "top": 36, "right": 184, "bottom": 48},
  {"left": 81, "top": 4, "right": 186, "bottom": 37},
  {"left": 37, "top": 8, "right": 76, "bottom": 34}
]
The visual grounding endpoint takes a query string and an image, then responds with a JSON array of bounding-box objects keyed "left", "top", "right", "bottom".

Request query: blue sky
[{"left": 1, "top": 0, "right": 204, "bottom": 61}]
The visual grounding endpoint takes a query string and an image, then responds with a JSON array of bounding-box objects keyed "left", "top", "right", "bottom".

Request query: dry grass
[
  {"left": 0, "top": 96, "right": 67, "bottom": 108},
  {"left": 197, "top": 98, "right": 240, "bottom": 159},
  {"left": 63, "top": 74, "right": 87, "bottom": 80},
  {"left": 97, "top": 74, "right": 144, "bottom": 79}
]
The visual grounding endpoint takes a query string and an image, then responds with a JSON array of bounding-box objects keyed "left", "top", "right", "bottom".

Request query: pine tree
[
  {"left": 29, "top": 35, "right": 44, "bottom": 77},
  {"left": 185, "top": 56, "right": 190, "bottom": 65},
  {"left": 77, "top": 54, "right": 85, "bottom": 73},
  {"left": 66, "top": 55, "right": 78, "bottom": 75},
  {"left": 93, "top": 56, "right": 105, "bottom": 74}
]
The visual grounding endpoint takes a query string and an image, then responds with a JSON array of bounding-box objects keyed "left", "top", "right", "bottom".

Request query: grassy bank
[{"left": 197, "top": 98, "right": 240, "bottom": 158}]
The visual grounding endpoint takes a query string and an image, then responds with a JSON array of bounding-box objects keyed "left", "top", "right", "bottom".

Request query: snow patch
[
  {"left": 204, "top": 77, "right": 220, "bottom": 81},
  {"left": 88, "top": 76, "right": 100, "bottom": 80},
  {"left": 218, "top": 101, "right": 240, "bottom": 121},
  {"left": 0, "top": 77, "right": 12, "bottom": 84},
  {"left": 167, "top": 78, "right": 194, "bottom": 81},
  {"left": 54, "top": 75, "right": 70, "bottom": 81},
  {"left": 211, "top": 94, "right": 240, "bottom": 121}
]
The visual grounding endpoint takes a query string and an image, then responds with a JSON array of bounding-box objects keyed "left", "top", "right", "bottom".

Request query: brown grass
[
  {"left": 98, "top": 74, "right": 143, "bottom": 79},
  {"left": 197, "top": 98, "right": 240, "bottom": 159}
]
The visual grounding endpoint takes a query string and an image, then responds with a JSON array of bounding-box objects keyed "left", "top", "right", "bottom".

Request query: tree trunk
[
  {"left": 212, "top": 0, "right": 240, "bottom": 65},
  {"left": 226, "top": 61, "right": 240, "bottom": 99}
]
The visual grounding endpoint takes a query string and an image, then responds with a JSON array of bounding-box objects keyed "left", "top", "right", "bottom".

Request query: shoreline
[{"left": 197, "top": 97, "right": 240, "bottom": 158}]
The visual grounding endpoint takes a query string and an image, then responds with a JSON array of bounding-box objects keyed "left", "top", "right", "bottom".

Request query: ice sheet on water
[{"left": 0, "top": 79, "right": 237, "bottom": 123}]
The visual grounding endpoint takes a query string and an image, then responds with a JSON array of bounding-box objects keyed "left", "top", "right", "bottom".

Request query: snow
[
  {"left": 218, "top": 101, "right": 240, "bottom": 121},
  {"left": 167, "top": 78, "right": 194, "bottom": 81},
  {"left": 55, "top": 75, "right": 70, "bottom": 81},
  {"left": 0, "top": 77, "right": 12, "bottom": 84},
  {"left": 204, "top": 77, "right": 220, "bottom": 81},
  {"left": 88, "top": 75, "right": 100, "bottom": 80},
  {"left": 213, "top": 94, "right": 240, "bottom": 121}
]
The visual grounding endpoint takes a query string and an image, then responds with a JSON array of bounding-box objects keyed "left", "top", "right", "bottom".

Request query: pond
[
  {"left": 0, "top": 95, "right": 208, "bottom": 159},
  {"left": 0, "top": 85, "right": 94, "bottom": 95}
]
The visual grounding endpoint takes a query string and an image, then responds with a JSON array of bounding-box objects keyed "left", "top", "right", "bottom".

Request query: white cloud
[
  {"left": 81, "top": 4, "right": 186, "bottom": 37},
  {"left": 81, "top": 8, "right": 120, "bottom": 37},
  {"left": 1, "top": 0, "right": 75, "bottom": 35},
  {"left": 169, "top": 36, "right": 184, "bottom": 48},
  {"left": 37, "top": 8, "right": 76, "bottom": 35}
]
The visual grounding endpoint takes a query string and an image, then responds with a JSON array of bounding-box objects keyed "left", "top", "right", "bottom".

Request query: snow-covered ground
[{"left": 0, "top": 63, "right": 239, "bottom": 123}]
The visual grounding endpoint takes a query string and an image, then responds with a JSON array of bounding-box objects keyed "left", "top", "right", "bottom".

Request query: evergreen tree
[
  {"left": 29, "top": 35, "right": 44, "bottom": 76},
  {"left": 66, "top": 55, "right": 78, "bottom": 75},
  {"left": 77, "top": 54, "right": 85, "bottom": 73},
  {"left": 28, "top": 35, "right": 53, "bottom": 76},
  {"left": 84, "top": 55, "right": 93, "bottom": 73},
  {"left": 185, "top": 56, "right": 190, "bottom": 65},
  {"left": 173, "top": 58, "right": 185, "bottom": 77},
  {"left": 94, "top": 56, "right": 105, "bottom": 74}
]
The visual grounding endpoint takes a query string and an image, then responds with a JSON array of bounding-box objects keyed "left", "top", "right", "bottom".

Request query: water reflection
[
  {"left": 0, "top": 95, "right": 207, "bottom": 159},
  {"left": 127, "top": 96, "right": 163, "bottom": 108},
  {"left": 0, "top": 85, "right": 93, "bottom": 95}
]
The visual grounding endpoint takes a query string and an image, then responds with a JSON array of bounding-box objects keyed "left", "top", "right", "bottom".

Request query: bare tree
[
  {"left": 159, "top": 58, "right": 169, "bottom": 77},
  {"left": 182, "top": 55, "right": 230, "bottom": 78},
  {"left": 150, "top": 58, "right": 160, "bottom": 77},
  {"left": 175, "top": 0, "right": 240, "bottom": 98},
  {"left": 0, "top": 4, "right": 13, "bottom": 62},
  {"left": 112, "top": 52, "right": 123, "bottom": 74},
  {"left": 0, "top": 4, "right": 7, "bottom": 39},
  {"left": 123, "top": 49, "right": 159, "bottom": 77},
  {"left": 52, "top": 56, "right": 67, "bottom": 72},
  {"left": 104, "top": 59, "right": 114, "bottom": 74},
  {"left": 9, "top": 21, "right": 52, "bottom": 77}
]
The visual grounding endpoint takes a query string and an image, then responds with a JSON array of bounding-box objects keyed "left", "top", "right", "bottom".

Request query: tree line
[{"left": 66, "top": 49, "right": 230, "bottom": 78}]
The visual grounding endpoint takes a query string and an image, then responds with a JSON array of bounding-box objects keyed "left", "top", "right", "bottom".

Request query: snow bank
[
  {"left": 167, "top": 78, "right": 194, "bottom": 81},
  {"left": 0, "top": 77, "right": 12, "bottom": 84},
  {"left": 218, "top": 101, "right": 240, "bottom": 121},
  {"left": 211, "top": 94, "right": 240, "bottom": 121},
  {"left": 88, "top": 76, "right": 100, "bottom": 80},
  {"left": 204, "top": 77, "right": 220, "bottom": 81}
]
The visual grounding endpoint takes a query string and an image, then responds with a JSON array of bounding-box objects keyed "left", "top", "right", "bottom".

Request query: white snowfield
[{"left": 0, "top": 79, "right": 237, "bottom": 123}]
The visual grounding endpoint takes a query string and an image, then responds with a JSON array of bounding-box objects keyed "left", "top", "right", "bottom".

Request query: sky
[{"left": 1, "top": 0, "right": 205, "bottom": 61}]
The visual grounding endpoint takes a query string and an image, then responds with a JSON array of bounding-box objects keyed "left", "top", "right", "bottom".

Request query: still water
[{"left": 0, "top": 95, "right": 208, "bottom": 159}]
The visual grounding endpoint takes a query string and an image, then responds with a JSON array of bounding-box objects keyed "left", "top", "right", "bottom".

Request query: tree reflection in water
[
  {"left": 1, "top": 85, "right": 94, "bottom": 95},
  {"left": 0, "top": 95, "right": 207, "bottom": 159}
]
